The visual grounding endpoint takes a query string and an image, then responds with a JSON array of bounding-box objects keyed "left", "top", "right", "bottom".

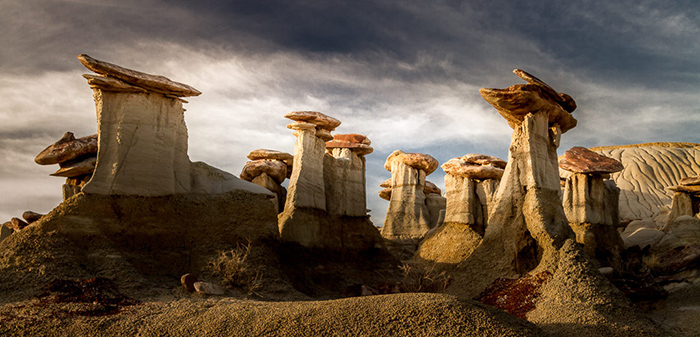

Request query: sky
[{"left": 1, "top": 0, "right": 699, "bottom": 225}]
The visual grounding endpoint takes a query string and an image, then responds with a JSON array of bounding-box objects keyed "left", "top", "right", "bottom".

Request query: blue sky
[{"left": 1, "top": 0, "right": 699, "bottom": 224}]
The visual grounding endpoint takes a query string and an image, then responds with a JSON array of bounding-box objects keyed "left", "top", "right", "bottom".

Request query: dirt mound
[{"left": 0, "top": 293, "right": 543, "bottom": 336}]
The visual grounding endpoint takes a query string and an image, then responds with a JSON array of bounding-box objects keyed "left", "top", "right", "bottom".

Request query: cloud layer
[{"left": 1, "top": 0, "right": 699, "bottom": 224}]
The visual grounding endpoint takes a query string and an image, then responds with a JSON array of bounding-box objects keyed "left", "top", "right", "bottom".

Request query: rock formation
[
  {"left": 34, "top": 132, "right": 98, "bottom": 199},
  {"left": 665, "top": 175, "right": 700, "bottom": 228},
  {"left": 380, "top": 150, "right": 439, "bottom": 250},
  {"left": 449, "top": 69, "right": 576, "bottom": 294},
  {"left": 278, "top": 113, "right": 384, "bottom": 251},
  {"left": 379, "top": 178, "right": 446, "bottom": 229},
  {"left": 589, "top": 143, "right": 700, "bottom": 223},
  {"left": 240, "top": 149, "right": 293, "bottom": 212},
  {"left": 560, "top": 146, "right": 625, "bottom": 267},
  {"left": 415, "top": 154, "right": 505, "bottom": 263}
]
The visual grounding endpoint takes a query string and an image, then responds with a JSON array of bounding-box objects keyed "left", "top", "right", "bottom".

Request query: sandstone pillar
[{"left": 324, "top": 134, "right": 373, "bottom": 217}]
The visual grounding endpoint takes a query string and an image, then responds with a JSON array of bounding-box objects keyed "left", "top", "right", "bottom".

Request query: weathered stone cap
[
  {"left": 50, "top": 156, "right": 96, "bottom": 178},
  {"left": 378, "top": 188, "right": 392, "bottom": 201},
  {"left": 667, "top": 185, "right": 700, "bottom": 195},
  {"left": 284, "top": 111, "right": 341, "bottom": 131},
  {"left": 239, "top": 159, "right": 288, "bottom": 184},
  {"left": 559, "top": 146, "right": 623, "bottom": 174},
  {"left": 441, "top": 154, "right": 506, "bottom": 180},
  {"left": 78, "top": 54, "right": 201, "bottom": 97},
  {"left": 247, "top": 149, "right": 293, "bottom": 167},
  {"left": 380, "top": 178, "right": 391, "bottom": 188},
  {"left": 479, "top": 69, "right": 577, "bottom": 133},
  {"left": 326, "top": 134, "right": 374, "bottom": 155},
  {"left": 35, "top": 132, "right": 97, "bottom": 165},
  {"left": 679, "top": 176, "right": 700, "bottom": 186},
  {"left": 424, "top": 181, "right": 441, "bottom": 195},
  {"left": 384, "top": 150, "right": 439, "bottom": 175}
]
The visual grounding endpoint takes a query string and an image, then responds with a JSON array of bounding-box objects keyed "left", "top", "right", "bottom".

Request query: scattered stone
[
  {"left": 240, "top": 159, "right": 288, "bottom": 184},
  {"left": 193, "top": 281, "right": 225, "bottom": 295},
  {"left": 247, "top": 149, "right": 293, "bottom": 166},
  {"left": 6, "top": 218, "right": 29, "bottom": 231},
  {"left": 78, "top": 54, "right": 201, "bottom": 97},
  {"left": 559, "top": 146, "right": 623, "bottom": 174},
  {"left": 181, "top": 274, "right": 198, "bottom": 293},
  {"left": 284, "top": 111, "right": 341, "bottom": 131},
  {"left": 22, "top": 211, "right": 44, "bottom": 224},
  {"left": 384, "top": 150, "right": 439, "bottom": 175},
  {"left": 51, "top": 156, "right": 97, "bottom": 178},
  {"left": 35, "top": 132, "right": 98, "bottom": 165}
]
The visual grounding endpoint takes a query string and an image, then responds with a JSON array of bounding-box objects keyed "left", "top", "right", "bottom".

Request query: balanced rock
[
  {"left": 35, "top": 132, "right": 97, "bottom": 165},
  {"left": 78, "top": 54, "right": 201, "bottom": 97},
  {"left": 384, "top": 150, "right": 438, "bottom": 175},
  {"left": 479, "top": 69, "right": 577, "bottom": 133},
  {"left": 22, "top": 211, "right": 44, "bottom": 224},
  {"left": 559, "top": 146, "right": 623, "bottom": 175},
  {"left": 240, "top": 159, "right": 288, "bottom": 184},
  {"left": 441, "top": 154, "right": 506, "bottom": 180},
  {"left": 247, "top": 149, "right": 293, "bottom": 166},
  {"left": 284, "top": 111, "right": 341, "bottom": 131},
  {"left": 51, "top": 156, "right": 97, "bottom": 178}
]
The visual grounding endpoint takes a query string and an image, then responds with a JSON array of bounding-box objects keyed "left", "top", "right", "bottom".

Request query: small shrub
[
  {"left": 399, "top": 262, "right": 452, "bottom": 293},
  {"left": 208, "top": 242, "right": 264, "bottom": 297}
]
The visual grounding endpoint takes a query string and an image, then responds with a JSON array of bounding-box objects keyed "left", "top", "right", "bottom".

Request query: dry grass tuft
[
  {"left": 399, "top": 262, "right": 452, "bottom": 293},
  {"left": 208, "top": 242, "right": 264, "bottom": 297}
]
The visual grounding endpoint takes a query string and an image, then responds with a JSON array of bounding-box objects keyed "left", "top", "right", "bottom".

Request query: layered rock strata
[
  {"left": 416, "top": 154, "right": 504, "bottom": 263},
  {"left": 380, "top": 150, "right": 439, "bottom": 244},
  {"left": 560, "top": 146, "right": 625, "bottom": 267}
]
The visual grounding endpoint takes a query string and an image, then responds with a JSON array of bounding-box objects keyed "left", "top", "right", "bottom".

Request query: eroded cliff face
[{"left": 591, "top": 143, "right": 700, "bottom": 222}]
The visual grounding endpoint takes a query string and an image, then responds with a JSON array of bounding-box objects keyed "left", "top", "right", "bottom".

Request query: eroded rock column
[
  {"left": 380, "top": 150, "right": 438, "bottom": 244},
  {"left": 278, "top": 111, "right": 340, "bottom": 246},
  {"left": 324, "top": 134, "right": 373, "bottom": 217},
  {"left": 560, "top": 146, "right": 625, "bottom": 267}
]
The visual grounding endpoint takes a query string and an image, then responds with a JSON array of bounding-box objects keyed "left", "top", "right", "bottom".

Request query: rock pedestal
[
  {"left": 665, "top": 177, "right": 700, "bottom": 229},
  {"left": 450, "top": 69, "right": 577, "bottom": 296},
  {"left": 380, "top": 150, "right": 438, "bottom": 247},
  {"left": 560, "top": 146, "right": 625, "bottom": 267},
  {"left": 240, "top": 150, "right": 293, "bottom": 213},
  {"left": 325, "top": 135, "right": 373, "bottom": 217}
]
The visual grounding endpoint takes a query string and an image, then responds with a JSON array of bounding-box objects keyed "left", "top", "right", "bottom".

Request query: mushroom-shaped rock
[
  {"left": 559, "top": 146, "right": 623, "bottom": 174},
  {"left": 78, "top": 54, "right": 201, "bottom": 97},
  {"left": 332, "top": 133, "right": 371, "bottom": 145},
  {"left": 247, "top": 149, "right": 293, "bottom": 167},
  {"left": 384, "top": 150, "right": 438, "bottom": 175},
  {"left": 326, "top": 140, "right": 374, "bottom": 156},
  {"left": 379, "top": 188, "right": 392, "bottom": 201},
  {"left": 680, "top": 176, "right": 700, "bottom": 186},
  {"left": 424, "top": 181, "right": 441, "bottom": 195},
  {"left": 284, "top": 111, "right": 341, "bottom": 131},
  {"left": 240, "top": 160, "right": 288, "bottom": 184},
  {"left": 479, "top": 69, "right": 577, "bottom": 133},
  {"left": 50, "top": 156, "right": 97, "bottom": 178},
  {"left": 35, "top": 132, "right": 98, "bottom": 165},
  {"left": 441, "top": 154, "right": 506, "bottom": 180}
]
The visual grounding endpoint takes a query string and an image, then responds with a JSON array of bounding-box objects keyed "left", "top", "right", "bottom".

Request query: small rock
[
  {"left": 623, "top": 228, "right": 665, "bottom": 249},
  {"left": 7, "top": 218, "right": 29, "bottom": 231},
  {"left": 193, "top": 281, "right": 225, "bottom": 295},
  {"left": 22, "top": 211, "right": 44, "bottom": 224},
  {"left": 181, "top": 274, "right": 198, "bottom": 293}
]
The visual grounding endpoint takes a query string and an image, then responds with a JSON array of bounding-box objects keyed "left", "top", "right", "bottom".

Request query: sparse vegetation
[
  {"left": 398, "top": 261, "right": 452, "bottom": 293},
  {"left": 207, "top": 242, "right": 264, "bottom": 297}
]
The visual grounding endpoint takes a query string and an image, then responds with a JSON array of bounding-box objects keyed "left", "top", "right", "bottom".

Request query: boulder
[
  {"left": 623, "top": 228, "right": 665, "bottom": 249},
  {"left": 247, "top": 149, "right": 293, "bottom": 166},
  {"left": 6, "top": 218, "right": 29, "bottom": 231},
  {"left": 193, "top": 281, "right": 225, "bottom": 295},
  {"left": 559, "top": 146, "right": 624, "bottom": 175},
  {"left": 384, "top": 150, "right": 438, "bottom": 175},
  {"left": 50, "top": 156, "right": 97, "bottom": 178},
  {"left": 240, "top": 159, "right": 288, "bottom": 184},
  {"left": 22, "top": 211, "right": 44, "bottom": 224},
  {"left": 284, "top": 111, "right": 341, "bottom": 131},
  {"left": 34, "top": 132, "right": 98, "bottom": 165},
  {"left": 78, "top": 54, "right": 201, "bottom": 97},
  {"left": 654, "top": 215, "right": 700, "bottom": 252}
]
